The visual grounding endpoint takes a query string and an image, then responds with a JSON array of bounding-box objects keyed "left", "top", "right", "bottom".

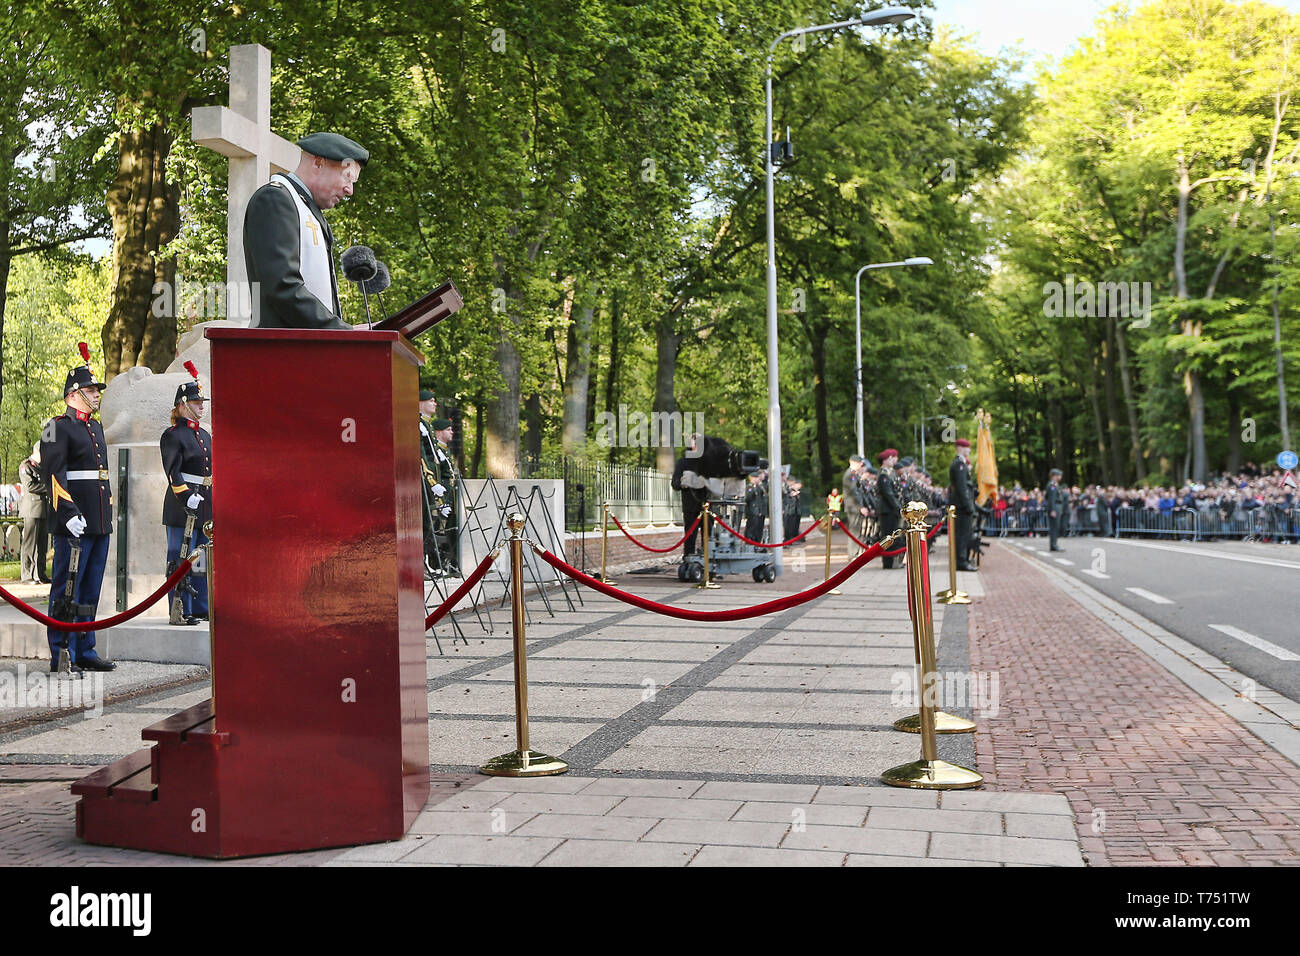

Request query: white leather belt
[
  {"left": 67, "top": 470, "right": 109, "bottom": 481},
  {"left": 181, "top": 474, "right": 212, "bottom": 486}
]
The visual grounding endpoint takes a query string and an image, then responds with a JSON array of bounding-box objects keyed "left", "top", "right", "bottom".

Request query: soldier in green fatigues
[
  {"left": 1046, "top": 467, "right": 1068, "bottom": 551},
  {"left": 418, "top": 389, "right": 440, "bottom": 576},
  {"left": 428, "top": 417, "right": 460, "bottom": 576},
  {"left": 877, "top": 448, "right": 902, "bottom": 569},
  {"left": 949, "top": 439, "right": 978, "bottom": 571}
]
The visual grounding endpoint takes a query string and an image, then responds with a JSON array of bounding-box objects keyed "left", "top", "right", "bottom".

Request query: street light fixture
[
  {"left": 765, "top": 7, "right": 917, "bottom": 574},
  {"left": 854, "top": 256, "right": 933, "bottom": 459}
]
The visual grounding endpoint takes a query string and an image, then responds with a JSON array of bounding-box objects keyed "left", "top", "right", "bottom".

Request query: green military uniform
[
  {"left": 949, "top": 443, "right": 978, "bottom": 570},
  {"left": 428, "top": 417, "right": 460, "bottom": 575},
  {"left": 876, "top": 449, "right": 902, "bottom": 568},
  {"left": 1046, "top": 469, "right": 1068, "bottom": 551},
  {"left": 418, "top": 390, "right": 441, "bottom": 574}
]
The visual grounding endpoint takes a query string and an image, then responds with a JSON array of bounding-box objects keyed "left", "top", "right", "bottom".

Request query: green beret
[
  {"left": 419, "top": 389, "right": 436, "bottom": 401},
  {"left": 431, "top": 418, "right": 452, "bottom": 430},
  {"left": 297, "top": 132, "right": 369, "bottom": 166}
]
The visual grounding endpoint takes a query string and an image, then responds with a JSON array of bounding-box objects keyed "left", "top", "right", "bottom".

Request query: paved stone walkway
[
  {"left": 970, "top": 542, "right": 1300, "bottom": 866},
  {"left": 0, "top": 529, "right": 1124, "bottom": 867}
]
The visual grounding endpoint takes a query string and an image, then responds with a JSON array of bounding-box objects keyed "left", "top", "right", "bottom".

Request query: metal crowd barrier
[
  {"left": 986, "top": 502, "right": 1297, "bottom": 542},
  {"left": 1245, "top": 507, "right": 1300, "bottom": 542},
  {"left": 1113, "top": 507, "right": 1199, "bottom": 539},
  {"left": 982, "top": 512, "right": 1052, "bottom": 537}
]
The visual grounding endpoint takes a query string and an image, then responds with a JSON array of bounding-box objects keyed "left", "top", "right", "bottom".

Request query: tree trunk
[
  {"left": 1102, "top": 317, "right": 1126, "bottom": 483},
  {"left": 809, "top": 322, "right": 832, "bottom": 492},
  {"left": 1174, "top": 155, "right": 1207, "bottom": 482},
  {"left": 562, "top": 287, "right": 595, "bottom": 455},
  {"left": 0, "top": 239, "right": 9, "bottom": 421},
  {"left": 1226, "top": 388, "right": 1242, "bottom": 474},
  {"left": 653, "top": 307, "right": 683, "bottom": 475},
  {"left": 470, "top": 402, "right": 484, "bottom": 479},
  {"left": 586, "top": 339, "right": 599, "bottom": 433},
  {"left": 1114, "top": 319, "right": 1146, "bottom": 481},
  {"left": 523, "top": 392, "right": 542, "bottom": 465},
  {"left": 1012, "top": 374, "right": 1025, "bottom": 483},
  {"left": 1087, "top": 347, "right": 1110, "bottom": 486},
  {"left": 103, "top": 122, "right": 179, "bottom": 379},
  {"left": 486, "top": 323, "right": 521, "bottom": 479},
  {"left": 605, "top": 295, "right": 620, "bottom": 464}
]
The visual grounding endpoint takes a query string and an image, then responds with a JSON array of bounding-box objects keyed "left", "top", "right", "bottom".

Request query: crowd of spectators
[{"left": 984, "top": 464, "right": 1298, "bottom": 542}]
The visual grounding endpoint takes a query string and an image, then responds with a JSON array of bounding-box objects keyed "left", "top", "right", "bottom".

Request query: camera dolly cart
[{"left": 678, "top": 496, "right": 778, "bottom": 584}]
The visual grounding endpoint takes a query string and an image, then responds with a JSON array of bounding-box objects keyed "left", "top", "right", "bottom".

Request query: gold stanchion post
[
  {"left": 823, "top": 513, "right": 841, "bottom": 595},
  {"left": 599, "top": 501, "right": 614, "bottom": 583},
  {"left": 481, "top": 514, "right": 568, "bottom": 777},
  {"left": 936, "top": 505, "right": 971, "bottom": 605},
  {"left": 882, "top": 502, "right": 982, "bottom": 789},
  {"left": 695, "top": 500, "right": 721, "bottom": 589},
  {"left": 203, "top": 520, "right": 215, "bottom": 726}
]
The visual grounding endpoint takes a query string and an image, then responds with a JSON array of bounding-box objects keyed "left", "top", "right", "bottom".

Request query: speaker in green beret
[{"left": 297, "top": 132, "right": 369, "bottom": 166}]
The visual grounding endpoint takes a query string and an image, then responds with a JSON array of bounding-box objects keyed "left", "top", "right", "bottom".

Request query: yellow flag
[{"left": 975, "top": 409, "right": 998, "bottom": 506}]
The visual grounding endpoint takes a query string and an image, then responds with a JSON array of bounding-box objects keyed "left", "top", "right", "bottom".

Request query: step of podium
[
  {"left": 74, "top": 700, "right": 226, "bottom": 857},
  {"left": 0, "top": 618, "right": 211, "bottom": 665}
]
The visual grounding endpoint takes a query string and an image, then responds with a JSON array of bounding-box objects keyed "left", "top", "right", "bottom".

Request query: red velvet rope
[
  {"left": 532, "top": 537, "right": 894, "bottom": 622},
  {"left": 711, "top": 514, "right": 819, "bottom": 549},
  {"left": 607, "top": 513, "right": 703, "bottom": 553},
  {"left": 838, "top": 517, "right": 942, "bottom": 556},
  {"left": 0, "top": 558, "right": 194, "bottom": 631},
  {"left": 835, "top": 518, "right": 870, "bottom": 551},
  {"left": 425, "top": 551, "right": 501, "bottom": 629}
]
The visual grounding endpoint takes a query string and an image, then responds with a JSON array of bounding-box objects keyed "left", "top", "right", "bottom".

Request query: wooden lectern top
[{"left": 372, "top": 280, "right": 463, "bottom": 339}]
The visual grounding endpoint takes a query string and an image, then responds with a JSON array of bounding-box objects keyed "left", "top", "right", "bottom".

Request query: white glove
[
  {"left": 186, "top": 492, "right": 204, "bottom": 510},
  {"left": 439, "top": 505, "right": 452, "bottom": 518},
  {"left": 432, "top": 483, "right": 446, "bottom": 497},
  {"left": 66, "top": 515, "right": 86, "bottom": 537}
]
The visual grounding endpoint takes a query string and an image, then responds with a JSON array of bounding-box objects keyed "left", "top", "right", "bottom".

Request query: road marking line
[
  {"left": 1103, "top": 537, "right": 1300, "bottom": 571},
  {"left": 1079, "top": 569, "right": 1110, "bottom": 579},
  {"left": 1126, "top": 587, "right": 1173, "bottom": 605},
  {"left": 1054, "top": 558, "right": 1074, "bottom": 565},
  {"left": 1208, "top": 625, "right": 1300, "bottom": 662}
]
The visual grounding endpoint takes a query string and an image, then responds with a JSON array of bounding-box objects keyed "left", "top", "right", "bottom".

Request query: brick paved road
[{"left": 969, "top": 546, "right": 1300, "bottom": 866}]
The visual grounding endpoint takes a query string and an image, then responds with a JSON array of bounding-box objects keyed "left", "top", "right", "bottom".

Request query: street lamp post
[
  {"left": 854, "top": 256, "right": 933, "bottom": 459},
  {"left": 765, "top": 6, "right": 915, "bottom": 573}
]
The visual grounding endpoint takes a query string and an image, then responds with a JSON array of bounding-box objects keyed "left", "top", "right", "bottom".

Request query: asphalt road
[{"left": 998, "top": 533, "right": 1300, "bottom": 704}]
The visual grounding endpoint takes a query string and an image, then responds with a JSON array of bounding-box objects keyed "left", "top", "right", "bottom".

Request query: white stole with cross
[{"left": 268, "top": 174, "right": 337, "bottom": 317}]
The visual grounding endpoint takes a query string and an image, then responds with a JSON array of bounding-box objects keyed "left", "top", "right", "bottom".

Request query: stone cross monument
[
  {"left": 191, "top": 43, "right": 301, "bottom": 314},
  {"left": 98, "top": 44, "right": 300, "bottom": 642}
]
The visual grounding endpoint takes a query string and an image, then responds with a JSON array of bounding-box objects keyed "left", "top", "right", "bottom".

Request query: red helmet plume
[
  {"left": 184, "top": 361, "right": 199, "bottom": 380},
  {"left": 78, "top": 342, "right": 91, "bottom": 364}
]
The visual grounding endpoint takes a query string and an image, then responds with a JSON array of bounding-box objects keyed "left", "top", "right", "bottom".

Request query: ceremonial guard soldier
[
  {"left": 160, "top": 362, "right": 213, "bottom": 623},
  {"left": 877, "top": 448, "right": 903, "bottom": 568},
  {"left": 244, "top": 131, "right": 368, "bottom": 329},
  {"left": 949, "top": 438, "right": 978, "bottom": 571},
  {"left": 417, "top": 389, "right": 441, "bottom": 576},
  {"left": 42, "top": 344, "right": 115, "bottom": 671},
  {"left": 1046, "top": 467, "right": 1068, "bottom": 551},
  {"left": 842, "top": 455, "right": 868, "bottom": 550},
  {"left": 428, "top": 417, "right": 460, "bottom": 576}
]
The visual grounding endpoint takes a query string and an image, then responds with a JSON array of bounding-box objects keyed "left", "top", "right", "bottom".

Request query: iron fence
[{"left": 522, "top": 456, "right": 681, "bottom": 531}]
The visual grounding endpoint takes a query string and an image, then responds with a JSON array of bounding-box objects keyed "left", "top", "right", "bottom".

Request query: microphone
[
  {"left": 361, "top": 261, "right": 390, "bottom": 296},
  {"left": 362, "top": 261, "right": 391, "bottom": 322},
  {"left": 340, "top": 245, "right": 377, "bottom": 282}
]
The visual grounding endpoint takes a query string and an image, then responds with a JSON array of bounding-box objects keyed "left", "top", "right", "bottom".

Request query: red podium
[{"left": 74, "top": 329, "right": 430, "bottom": 857}]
